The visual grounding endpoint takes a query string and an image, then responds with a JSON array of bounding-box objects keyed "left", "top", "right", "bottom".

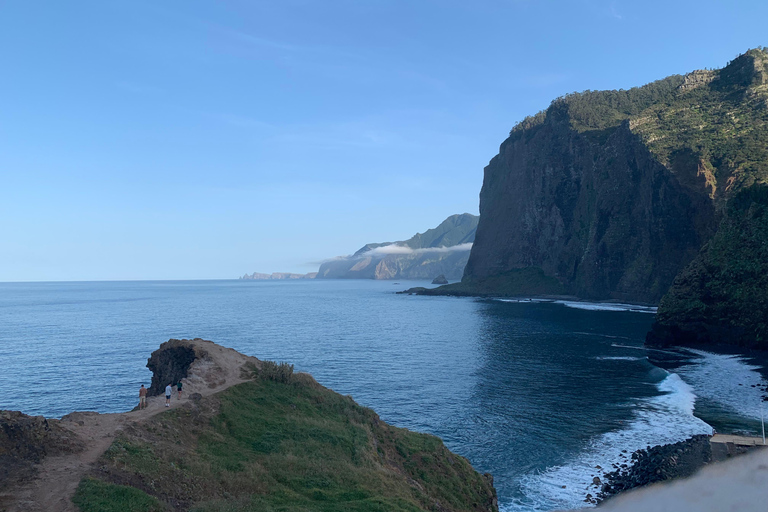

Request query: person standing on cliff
[
  {"left": 165, "top": 383, "right": 172, "bottom": 407},
  {"left": 139, "top": 384, "right": 147, "bottom": 410},
  {"left": 177, "top": 381, "right": 182, "bottom": 399}
]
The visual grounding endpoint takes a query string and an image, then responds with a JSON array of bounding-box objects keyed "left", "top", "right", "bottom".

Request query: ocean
[{"left": 0, "top": 279, "right": 766, "bottom": 511}]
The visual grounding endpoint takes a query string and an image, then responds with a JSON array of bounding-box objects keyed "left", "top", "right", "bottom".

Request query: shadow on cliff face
[{"left": 146, "top": 341, "right": 198, "bottom": 396}]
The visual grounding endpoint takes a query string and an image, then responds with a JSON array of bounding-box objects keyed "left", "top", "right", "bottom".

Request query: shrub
[{"left": 249, "top": 360, "right": 295, "bottom": 383}]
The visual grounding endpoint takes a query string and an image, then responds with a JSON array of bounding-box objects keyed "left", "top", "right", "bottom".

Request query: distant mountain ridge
[{"left": 317, "top": 213, "right": 478, "bottom": 280}]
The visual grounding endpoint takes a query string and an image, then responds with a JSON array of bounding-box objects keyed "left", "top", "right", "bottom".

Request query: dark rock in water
[
  {"left": 432, "top": 275, "right": 449, "bottom": 285},
  {"left": 596, "top": 435, "right": 712, "bottom": 503},
  {"left": 147, "top": 338, "right": 205, "bottom": 396}
]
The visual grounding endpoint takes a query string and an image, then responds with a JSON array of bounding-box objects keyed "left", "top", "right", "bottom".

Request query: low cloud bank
[
  {"left": 366, "top": 243, "right": 473, "bottom": 257},
  {"left": 312, "top": 243, "right": 473, "bottom": 266}
]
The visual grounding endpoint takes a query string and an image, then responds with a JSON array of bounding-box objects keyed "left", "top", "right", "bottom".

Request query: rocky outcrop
[
  {"left": 432, "top": 274, "right": 449, "bottom": 284},
  {"left": 146, "top": 340, "right": 200, "bottom": 396},
  {"left": 0, "top": 411, "right": 83, "bottom": 491},
  {"left": 147, "top": 338, "right": 264, "bottom": 398},
  {"left": 317, "top": 213, "right": 478, "bottom": 280}
]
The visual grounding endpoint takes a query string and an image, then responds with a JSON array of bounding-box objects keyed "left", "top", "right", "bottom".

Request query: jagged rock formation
[
  {"left": 457, "top": 49, "right": 768, "bottom": 312},
  {"left": 146, "top": 339, "right": 200, "bottom": 396},
  {"left": 317, "top": 213, "right": 478, "bottom": 280},
  {"left": 146, "top": 338, "right": 261, "bottom": 397}
]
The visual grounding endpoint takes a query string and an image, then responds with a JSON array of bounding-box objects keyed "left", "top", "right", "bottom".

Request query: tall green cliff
[{"left": 460, "top": 49, "right": 768, "bottom": 319}]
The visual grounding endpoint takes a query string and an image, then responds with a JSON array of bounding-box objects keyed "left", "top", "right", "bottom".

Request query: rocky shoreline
[{"left": 588, "top": 435, "right": 712, "bottom": 505}]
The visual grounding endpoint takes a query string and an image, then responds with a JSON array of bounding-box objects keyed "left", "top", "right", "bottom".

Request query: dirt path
[{"left": 1, "top": 339, "right": 259, "bottom": 512}]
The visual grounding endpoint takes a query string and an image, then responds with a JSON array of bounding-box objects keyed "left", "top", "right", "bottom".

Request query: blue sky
[{"left": 1, "top": 0, "right": 766, "bottom": 281}]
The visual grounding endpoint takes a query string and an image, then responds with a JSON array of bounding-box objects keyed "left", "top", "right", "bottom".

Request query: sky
[{"left": 1, "top": 0, "right": 767, "bottom": 281}]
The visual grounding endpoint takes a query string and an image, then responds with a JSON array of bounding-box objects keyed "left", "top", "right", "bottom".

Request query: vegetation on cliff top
[
  {"left": 511, "top": 48, "right": 768, "bottom": 204},
  {"left": 73, "top": 364, "right": 497, "bottom": 512}
]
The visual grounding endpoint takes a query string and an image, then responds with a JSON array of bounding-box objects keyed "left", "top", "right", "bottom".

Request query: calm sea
[{"left": 0, "top": 279, "right": 765, "bottom": 511}]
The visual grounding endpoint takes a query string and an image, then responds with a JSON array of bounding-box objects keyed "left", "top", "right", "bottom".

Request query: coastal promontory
[{"left": 0, "top": 339, "right": 498, "bottom": 512}]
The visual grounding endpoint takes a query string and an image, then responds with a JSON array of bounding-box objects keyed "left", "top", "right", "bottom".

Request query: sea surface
[{"left": 1, "top": 279, "right": 766, "bottom": 511}]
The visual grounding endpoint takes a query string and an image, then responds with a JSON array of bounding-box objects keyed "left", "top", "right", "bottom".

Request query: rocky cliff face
[
  {"left": 463, "top": 49, "right": 768, "bottom": 306},
  {"left": 317, "top": 213, "right": 478, "bottom": 280}
]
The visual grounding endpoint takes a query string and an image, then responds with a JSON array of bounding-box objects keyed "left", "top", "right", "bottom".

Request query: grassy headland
[{"left": 74, "top": 363, "right": 497, "bottom": 512}]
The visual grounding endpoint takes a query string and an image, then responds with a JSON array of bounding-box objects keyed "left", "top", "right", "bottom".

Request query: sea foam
[
  {"left": 555, "top": 301, "right": 658, "bottom": 314},
  {"left": 494, "top": 298, "right": 657, "bottom": 314},
  {"left": 502, "top": 373, "right": 711, "bottom": 511},
  {"left": 674, "top": 348, "right": 768, "bottom": 422}
]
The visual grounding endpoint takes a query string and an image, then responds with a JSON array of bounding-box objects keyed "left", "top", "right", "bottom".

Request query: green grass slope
[{"left": 75, "top": 366, "right": 497, "bottom": 512}]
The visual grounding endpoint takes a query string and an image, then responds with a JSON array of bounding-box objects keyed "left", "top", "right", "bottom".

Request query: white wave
[
  {"left": 503, "top": 373, "right": 711, "bottom": 511},
  {"left": 496, "top": 298, "right": 553, "bottom": 304},
  {"left": 555, "top": 301, "right": 658, "bottom": 314},
  {"left": 594, "top": 356, "right": 644, "bottom": 361},
  {"left": 674, "top": 348, "right": 768, "bottom": 421},
  {"left": 611, "top": 343, "right": 681, "bottom": 356}
]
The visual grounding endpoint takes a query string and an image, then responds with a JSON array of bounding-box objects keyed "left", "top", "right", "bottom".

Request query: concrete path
[{"left": 710, "top": 434, "right": 766, "bottom": 446}]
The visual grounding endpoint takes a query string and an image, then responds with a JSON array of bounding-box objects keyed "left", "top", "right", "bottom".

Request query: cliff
[
  {"left": 317, "top": 213, "right": 478, "bottom": 280},
  {"left": 0, "top": 339, "right": 498, "bottom": 512},
  {"left": 647, "top": 185, "right": 768, "bottom": 348},
  {"left": 453, "top": 49, "right": 768, "bottom": 310}
]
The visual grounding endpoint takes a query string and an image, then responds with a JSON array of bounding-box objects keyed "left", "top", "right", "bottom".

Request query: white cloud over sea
[
  {"left": 310, "top": 242, "right": 474, "bottom": 266},
  {"left": 366, "top": 242, "right": 473, "bottom": 257}
]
